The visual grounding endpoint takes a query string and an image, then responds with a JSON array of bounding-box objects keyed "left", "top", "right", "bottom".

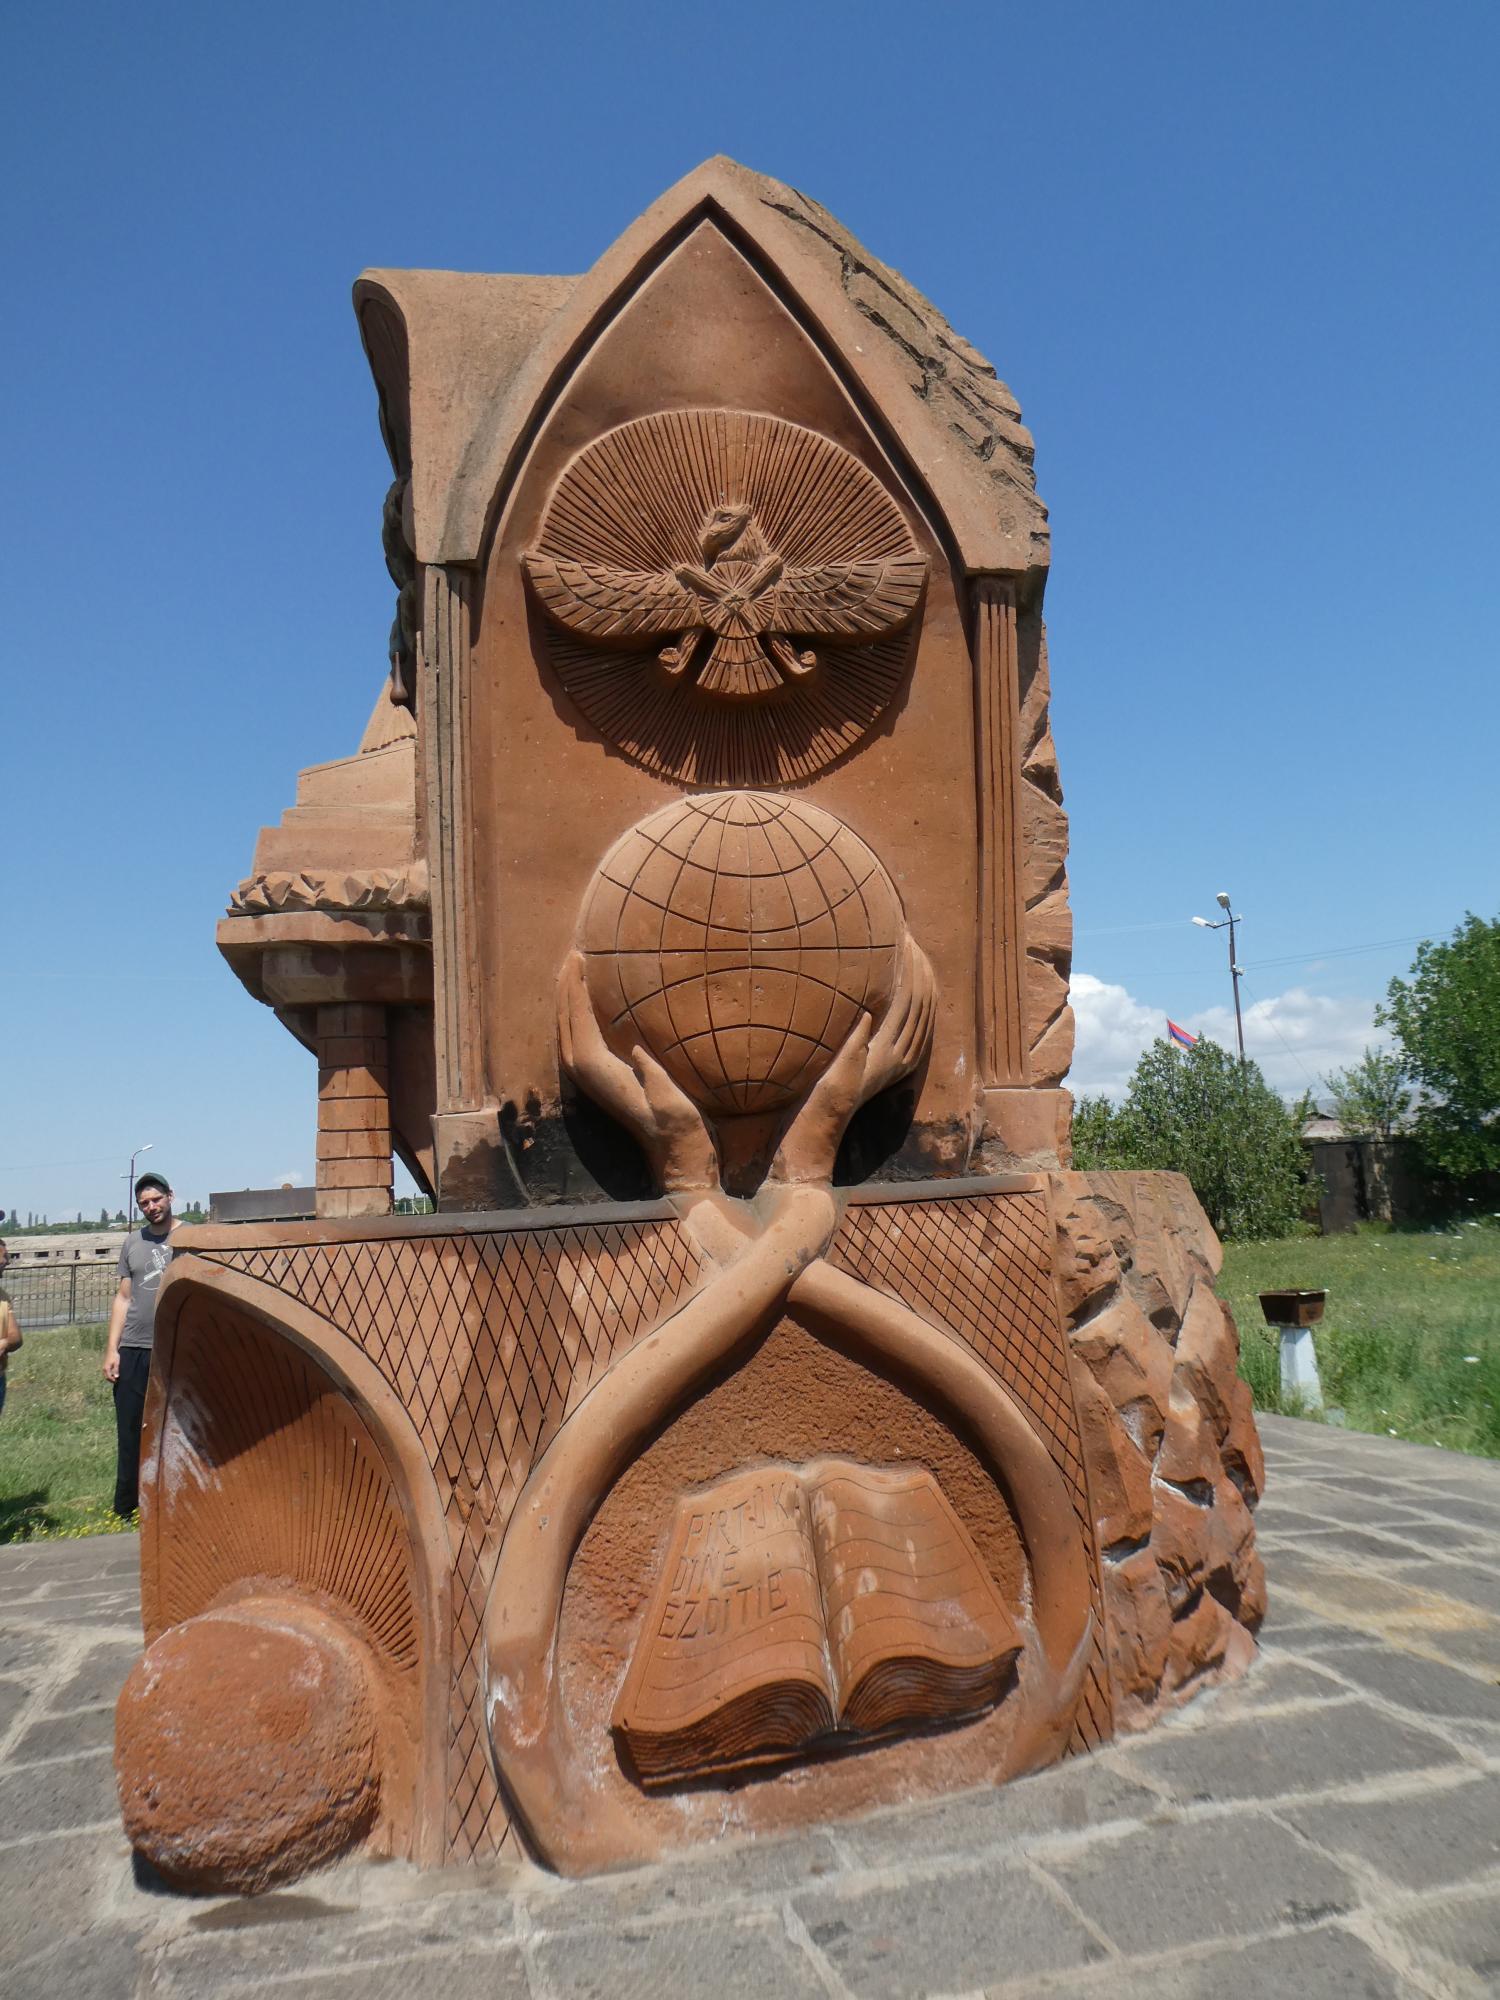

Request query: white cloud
[
  {"left": 1196, "top": 987, "right": 1389, "bottom": 1097},
  {"left": 1070, "top": 974, "right": 1166, "bottom": 1099},
  {"left": 272, "top": 1169, "right": 306, "bottom": 1187},
  {"left": 1070, "top": 973, "right": 1389, "bottom": 1101}
]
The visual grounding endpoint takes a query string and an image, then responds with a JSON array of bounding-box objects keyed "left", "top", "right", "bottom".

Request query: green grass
[
  {"left": 0, "top": 1322, "right": 135, "bottom": 1543},
  {"left": 1221, "top": 1218, "right": 1500, "bottom": 1458}
]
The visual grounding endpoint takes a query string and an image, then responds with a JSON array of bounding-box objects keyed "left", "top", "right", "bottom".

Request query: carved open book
[{"left": 613, "top": 1460, "right": 1021, "bottom": 1785}]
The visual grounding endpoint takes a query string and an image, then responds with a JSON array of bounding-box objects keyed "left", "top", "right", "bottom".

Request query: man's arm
[
  {"left": 103, "top": 1277, "right": 131, "bottom": 1382},
  {"left": 0, "top": 1299, "right": 20, "bottom": 1358}
]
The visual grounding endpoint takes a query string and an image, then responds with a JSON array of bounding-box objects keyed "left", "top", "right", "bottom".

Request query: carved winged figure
[{"left": 526, "top": 503, "right": 926, "bottom": 699}]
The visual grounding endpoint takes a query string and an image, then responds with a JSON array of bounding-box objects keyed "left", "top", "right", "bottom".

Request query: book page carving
[{"left": 613, "top": 1460, "right": 1020, "bottom": 1785}]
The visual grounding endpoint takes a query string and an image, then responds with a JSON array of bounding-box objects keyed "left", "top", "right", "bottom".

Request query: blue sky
[{"left": 4, "top": 1, "right": 1496, "bottom": 1218}]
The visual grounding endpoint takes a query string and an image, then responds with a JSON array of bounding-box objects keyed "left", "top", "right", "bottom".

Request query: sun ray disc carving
[{"left": 525, "top": 410, "right": 927, "bottom": 784}]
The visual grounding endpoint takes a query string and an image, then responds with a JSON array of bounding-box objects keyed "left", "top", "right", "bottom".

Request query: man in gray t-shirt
[
  {"left": 104, "top": 1174, "right": 179, "bottom": 1517},
  {"left": 0, "top": 1238, "right": 22, "bottom": 1421}
]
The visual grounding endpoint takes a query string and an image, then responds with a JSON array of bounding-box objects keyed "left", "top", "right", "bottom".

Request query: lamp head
[
  {"left": 1192, "top": 916, "right": 1212, "bottom": 928},
  {"left": 1215, "top": 891, "right": 1231, "bottom": 910}
]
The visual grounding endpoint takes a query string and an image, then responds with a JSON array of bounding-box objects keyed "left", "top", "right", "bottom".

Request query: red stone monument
[{"left": 116, "top": 158, "right": 1265, "bottom": 1890}]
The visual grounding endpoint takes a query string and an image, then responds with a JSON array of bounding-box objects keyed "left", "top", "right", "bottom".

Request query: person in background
[
  {"left": 0, "top": 1240, "right": 21, "bottom": 1418},
  {"left": 103, "top": 1175, "right": 180, "bottom": 1517}
]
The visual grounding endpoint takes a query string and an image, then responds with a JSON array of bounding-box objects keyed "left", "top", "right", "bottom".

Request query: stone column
[
  {"left": 971, "top": 577, "right": 1027, "bottom": 1089},
  {"left": 418, "top": 563, "right": 507, "bottom": 1208},
  {"left": 315, "top": 1004, "right": 393, "bottom": 1219}
]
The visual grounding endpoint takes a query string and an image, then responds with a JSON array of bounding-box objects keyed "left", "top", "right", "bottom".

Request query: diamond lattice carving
[
  {"left": 203, "top": 1187, "right": 1106, "bottom": 1851},
  {"left": 829, "top": 1191, "right": 1112, "bottom": 1749},
  {"left": 204, "top": 1216, "right": 705, "bottom": 1856}
]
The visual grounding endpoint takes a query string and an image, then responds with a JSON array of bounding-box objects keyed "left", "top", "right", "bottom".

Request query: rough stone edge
[
  {"left": 1050, "top": 1169, "right": 1266, "bottom": 1731},
  {"left": 754, "top": 176, "right": 1049, "bottom": 572},
  {"left": 1019, "top": 625, "right": 1073, "bottom": 1092}
]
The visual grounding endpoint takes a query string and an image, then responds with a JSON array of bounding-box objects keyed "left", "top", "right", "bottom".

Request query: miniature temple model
[{"left": 116, "top": 157, "right": 1266, "bottom": 1892}]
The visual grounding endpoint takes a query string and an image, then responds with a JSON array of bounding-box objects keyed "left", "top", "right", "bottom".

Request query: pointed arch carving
[{"left": 456, "top": 193, "right": 962, "bottom": 583}]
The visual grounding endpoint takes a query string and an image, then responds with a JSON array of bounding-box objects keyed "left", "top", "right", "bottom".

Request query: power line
[
  {"left": 1074, "top": 919, "right": 1190, "bottom": 939},
  {"left": 1074, "top": 922, "right": 1436, "bottom": 967},
  {"left": 1230, "top": 979, "right": 1353, "bottom": 1097},
  {"left": 1244, "top": 933, "right": 1428, "bottom": 972}
]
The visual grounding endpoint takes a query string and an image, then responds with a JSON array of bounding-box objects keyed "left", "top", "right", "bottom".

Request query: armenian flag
[{"left": 1167, "top": 1019, "right": 1198, "bottom": 1049}]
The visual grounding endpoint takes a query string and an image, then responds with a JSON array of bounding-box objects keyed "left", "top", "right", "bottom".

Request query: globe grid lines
[
  {"left": 615, "top": 816, "right": 881, "bottom": 1111},
  {"left": 580, "top": 794, "right": 902, "bottom": 1116}
]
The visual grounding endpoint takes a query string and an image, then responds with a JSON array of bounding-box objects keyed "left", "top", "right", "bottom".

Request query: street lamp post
[
  {"left": 124, "top": 1143, "right": 153, "bottom": 1228},
  {"left": 1191, "top": 893, "right": 1247, "bottom": 1065}
]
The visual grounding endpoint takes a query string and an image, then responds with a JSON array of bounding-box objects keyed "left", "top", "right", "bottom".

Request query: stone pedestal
[
  {"left": 1278, "top": 1325, "right": 1326, "bottom": 1410},
  {"left": 120, "top": 1165, "right": 1264, "bottom": 1880}
]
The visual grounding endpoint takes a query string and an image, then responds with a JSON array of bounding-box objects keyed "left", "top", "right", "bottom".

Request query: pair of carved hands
[{"left": 557, "top": 935, "right": 935, "bottom": 1201}]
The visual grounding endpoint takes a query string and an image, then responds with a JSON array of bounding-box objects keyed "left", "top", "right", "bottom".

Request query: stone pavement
[{"left": 3, "top": 1414, "right": 1498, "bottom": 1999}]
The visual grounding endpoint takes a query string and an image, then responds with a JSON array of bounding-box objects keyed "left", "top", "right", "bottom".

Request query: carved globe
[{"left": 579, "top": 792, "right": 904, "bottom": 1117}]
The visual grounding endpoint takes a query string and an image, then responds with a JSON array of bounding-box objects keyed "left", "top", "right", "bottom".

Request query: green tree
[
  {"left": 1380, "top": 913, "right": 1500, "bottom": 1176},
  {"left": 1070, "top": 1094, "right": 1123, "bottom": 1169},
  {"left": 1100, "top": 1037, "right": 1310, "bottom": 1239},
  {"left": 1324, "top": 1046, "right": 1410, "bottom": 1138}
]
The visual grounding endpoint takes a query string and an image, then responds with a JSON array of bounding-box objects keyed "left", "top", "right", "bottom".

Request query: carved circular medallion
[
  {"left": 579, "top": 791, "right": 904, "bottom": 1117},
  {"left": 526, "top": 409, "right": 926, "bottom": 787}
]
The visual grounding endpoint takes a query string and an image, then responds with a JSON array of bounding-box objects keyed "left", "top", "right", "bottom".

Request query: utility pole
[
  {"left": 1191, "top": 894, "right": 1246, "bottom": 1064},
  {"left": 124, "top": 1142, "right": 153, "bottom": 1228}
]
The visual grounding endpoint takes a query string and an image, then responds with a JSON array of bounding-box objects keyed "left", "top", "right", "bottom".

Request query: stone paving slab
[{"left": 1, "top": 1414, "right": 1497, "bottom": 1998}]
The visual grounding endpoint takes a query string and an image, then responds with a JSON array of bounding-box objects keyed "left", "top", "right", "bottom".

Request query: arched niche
[
  {"left": 144, "top": 1258, "right": 453, "bottom": 1866},
  {"left": 468, "top": 215, "right": 983, "bottom": 1182}
]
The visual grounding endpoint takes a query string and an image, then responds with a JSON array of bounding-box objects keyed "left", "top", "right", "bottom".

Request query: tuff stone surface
[
  {"left": 180, "top": 162, "right": 1099, "bottom": 1890},
  {"left": 111, "top": 151, "right": 1398, "bottom": 1905},
  {"left": 115, "top": 1601, "right": 383, "bottom": 1894},
  {"left": 221, "top": 158, "right": 1072, "bottom": 1215}
]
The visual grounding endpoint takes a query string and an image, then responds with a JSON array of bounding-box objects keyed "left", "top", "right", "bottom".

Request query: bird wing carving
[
  {"left": 764, "top": 557, "right": 927, "bottom": 639},
  {"left": 525, "top": 554, "right": 703, "bottom": 639},
  {"left": 672, "top": 564, "right": 726, "bottom": 605}
]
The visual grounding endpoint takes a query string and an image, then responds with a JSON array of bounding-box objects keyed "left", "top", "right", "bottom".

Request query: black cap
[{"left": 135, "top": 1172, "right": 172, "bottom": 1198}]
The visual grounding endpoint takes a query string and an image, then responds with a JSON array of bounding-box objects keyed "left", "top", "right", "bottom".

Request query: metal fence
[{"left": 4, "top": 1262, "right": 119, "bottom": 1330}]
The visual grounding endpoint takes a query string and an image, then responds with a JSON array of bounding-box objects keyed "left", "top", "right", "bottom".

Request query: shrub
[
  {"left": 1324, "top": 1047, "right": 1410, "bottom": 1138},
  {"left": 1082, "top": 1037, "right": 1310, "bottom": 1240}
]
